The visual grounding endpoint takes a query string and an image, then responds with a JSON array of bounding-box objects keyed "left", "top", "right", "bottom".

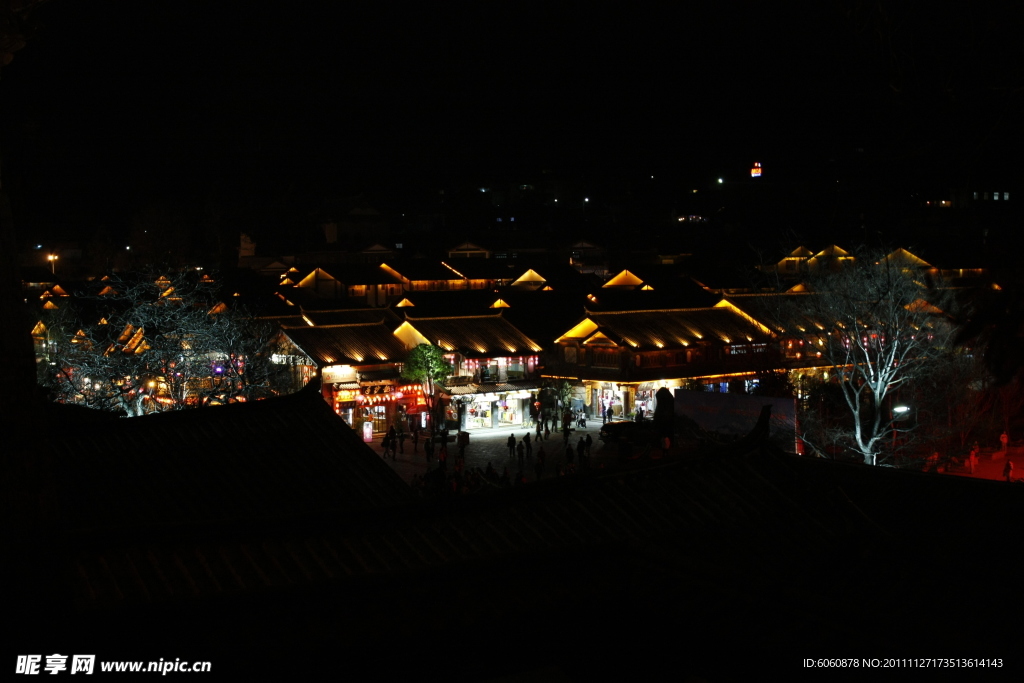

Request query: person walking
[
  {"left": 523, "top": 432, "right": 532, "bottom": 459},
  {"left": 507, "top": 433, "right": 517, "bottom": 458},
  {"left": 576, "top": 437, "right": 586, "bottom": 469},
  {"left": 544, "top": 423, "right": 551, "bottom": 442},
  {"left": 969, "top": 448, "right": 978, "bottom": 475},
  {"left": 517, "top": 439, "right": 525, "bottom": 469},
  {"left": 1004, "top": 459, "right": 1014, "bottom": 483},
  {"left": 562, "top": 423, "right": 571, "bottom": 448},
  {"left": 585, "top": 433, "right": 593, "bottom": 458},
  {"left": 536, "top": 419, "right": 543, "bottom": 441}
]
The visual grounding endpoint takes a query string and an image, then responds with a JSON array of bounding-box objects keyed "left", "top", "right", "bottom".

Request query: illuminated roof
[
  {"left": 399, "top": 314, "right": 542, "bottom": 357},
  {"left": 283, "top": 323, "right": 409, "bottom": 366},
  {"left": 810, "top": 244, "right": 851, "bottom": 259},
  {"left": 558, "top": 308, "right": 771, "bottom": 350},
  {"left": 511, "top": 268, "right": 546, "bottom": 285},
  {"left": 603, "top": 269, "right": 645, "bottom": 288},
  {"left": 383, "top": 261, "right": 462, "bottom": 282},
  {"left": 294, "top": 265, "right": 403, "bottom": 287},
  {"left": 882, "top": 247, "right": 932, "bottom": 269}
]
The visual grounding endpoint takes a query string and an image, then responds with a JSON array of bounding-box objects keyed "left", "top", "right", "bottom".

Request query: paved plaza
[
  {"left": 371, "top": 418, "right": 655, "bottom": 484},
  {"left": 370, "top": 420, "right": 1024, "bottom": 489}
]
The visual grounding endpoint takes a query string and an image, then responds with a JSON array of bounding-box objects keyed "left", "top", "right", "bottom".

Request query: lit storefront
[
  {"left": 357, "top": 380, "right": 427, "bottom": 434},
  {"left": 591, "top": 382, "right": 627, "bottom": 419},
  {"left": 323, "top": 365, "right": 361, "bottom": 426},
  {"left": 632, "top": 381, "right": 683, "bottom": 418},
  {"left": 332, "top": 386, "right": 360, "bottom": 425},
  {"left": 322, "top": 361, "right": 428, "bottom": 435},
  {"left": 446, "top": 385, "right": 538, "bottom": 431}
]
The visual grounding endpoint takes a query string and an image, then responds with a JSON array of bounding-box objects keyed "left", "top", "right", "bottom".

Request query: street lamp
[{"left": 47, "top": 254, "right": 58, "bottom": 274}]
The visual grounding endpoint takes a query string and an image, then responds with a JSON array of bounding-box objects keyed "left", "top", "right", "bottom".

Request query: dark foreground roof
[
  {"left": 42, "top": 381, "right": 415, "bottom": 533},
  {"left": 9, "top": 398, "right": 1024, "bottom": 681}
]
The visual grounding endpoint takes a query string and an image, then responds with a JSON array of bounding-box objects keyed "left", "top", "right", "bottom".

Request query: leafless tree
[
  {"left": 41, "top": 270, "right": 292, "bottom": 416},
  {"left": 773, "top": 249, "right": 955, "bottom": 465}
]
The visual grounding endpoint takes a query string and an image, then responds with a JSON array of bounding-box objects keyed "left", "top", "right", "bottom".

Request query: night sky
[{"left": 2, "top": 1, "right": 1022, "bottom": 246}]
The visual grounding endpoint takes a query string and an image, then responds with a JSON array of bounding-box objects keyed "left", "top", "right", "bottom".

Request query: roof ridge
[{"left": 585, "top": 307, "right": 722, "bottom": 315}]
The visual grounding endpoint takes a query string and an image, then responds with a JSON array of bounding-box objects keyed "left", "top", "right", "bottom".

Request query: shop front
[
  {"left": 395, "top": 383, "right": 429, "bottom": 432},
  {"left": 633, "top": 381, "right": 682, "bottom": 419},
  {"left": 463, "top": 394, "right": 498, "bottom": 429},
  {"left": 355, "top": 382, "right": 430, "bottom": 435},
  {"left": 358, "top": 381, "right": 399, "bottom": 434},
  {"left": 322, "top": 365, "right": 361, "bottom": 427},
  {"left": 331, "top": 386, "right": 360, "bottom": 426},
  {"left": 593, "top": 382, "right": 627, "bottom": 420},
  {"left": 451, "top": 387, "right": 537, "bottom": 431}
]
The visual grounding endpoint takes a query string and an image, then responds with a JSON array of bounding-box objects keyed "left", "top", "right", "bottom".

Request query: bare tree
[
  {"left": 774, "top": 250, "right": 954, "bottom": 465},
  {"left": 41, "top": 270, "right": 293, "bottom": 415}
]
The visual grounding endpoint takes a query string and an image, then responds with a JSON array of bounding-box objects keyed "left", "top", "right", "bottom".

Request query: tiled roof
[
  {"left": 295, "top": 263, "right": 403, "bottom": 286},
  {"left": 384, "top": 260, "right": 462, "bottom": 281},
  {"left": 438, "top": 258, "right": 521, "bottom": 280},
  {"left": 401, "top": 313, "right": 543, "bottom": 357},
  {"left": 20, "top": 398, "right": 1024, "bottom": 678},
  {"left": 586, "top": 285, "right": 721, "bottom": 311},
  {"left": 388, "top": 289, "right": 504, "bottom": 316},
  {"left": 283, "top": 323, "right": 409, "bottom": 365},
  {"left": 724, "top": 293, "right": 813, "bottom": 334},
  {"left": 43, "top": 381, "right": 415, "bottom": 534},
  {"left": 300, "top": 308, "right": 402, "bottom": 326},
  {"left": 577, "top": 308, "right": 772, "bottom": 349},
  {"left": 67, "top": 438, "right": 883, "bottom": 612}
]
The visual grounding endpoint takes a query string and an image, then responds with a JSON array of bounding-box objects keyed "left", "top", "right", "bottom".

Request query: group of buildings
[{"left": 28, "top": 242, "right": 987, "bottom": 440}]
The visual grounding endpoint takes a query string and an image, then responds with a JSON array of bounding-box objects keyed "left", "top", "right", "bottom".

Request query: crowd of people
[{"left": 397, "top": 425, "right": 598, "bottom": 498}]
